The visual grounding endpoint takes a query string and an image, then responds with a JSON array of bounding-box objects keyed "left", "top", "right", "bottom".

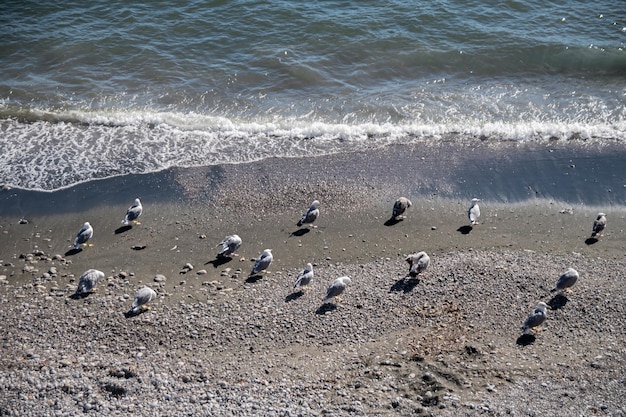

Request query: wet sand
[{"left": 0, "top": 141, "right": 625, "bottom": 415}]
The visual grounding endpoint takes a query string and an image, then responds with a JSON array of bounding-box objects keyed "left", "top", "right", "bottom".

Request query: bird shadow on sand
[
  {"left": 246, "top": 274, "right": 264, "bottom": 284},
  {"left": 548, "top": 293, "right": 568, "bottom": 310},
  {"left": 115, "top": 225, "right": 133, "bottom": 234},
  {"left": 285, "top": 291, "right": 304, "bottom": 303},
  {"left": 585, "top": 237, "right": 599, "bottom": 245},
  {"left": 516, "top": 334, "right": 536, "bottom": 346},
  {"left": 389, "top": 278, "right": 419, "bottom": 293},
  {"left": 457, "top": 225, "right": 473, "bottom": 235},
  {"left": 64, "top": 248, "right": 82, "bottom": 257},
  {"left": 290, "top": 228, "right": 310, "bottom": 237},
  {"left": 315, "top": 303, "right": 337, "bottom": 315},
  {"left": 124, "top": 309, "right": 146, "bottom": 319},
  {"left": 69, "top": 292, "right": 91, "bottom": 300},
  {"left": 384, "top": 218, "right": 402, "bottom": 227},
  {"left": 205, "top": 256, "right": 232, "bottom": 268}
]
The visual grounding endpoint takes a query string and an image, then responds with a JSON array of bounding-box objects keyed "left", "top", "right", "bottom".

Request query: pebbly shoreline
[{"left": 1, "top": 142, "right": 625, "bottom": 416}]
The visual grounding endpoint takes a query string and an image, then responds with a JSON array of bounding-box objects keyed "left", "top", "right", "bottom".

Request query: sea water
[{"left": 1, "top": 0, "right": 625, "bottom": 190}]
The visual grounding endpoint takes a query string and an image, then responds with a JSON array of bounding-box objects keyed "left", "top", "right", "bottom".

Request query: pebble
[{"left": 154, "top": 274, "right": 167, "bottom": 283}]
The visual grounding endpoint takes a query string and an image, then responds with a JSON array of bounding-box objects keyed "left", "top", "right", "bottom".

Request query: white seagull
[
  {"left": 75, "top": 269, "right": 105, "bottom": 295},
  {"left": 405, "top": 251, "right": 430, "bottom": 278},
  {"left": 551, "top": 268, "right": 579, "bottom": 293},
  {"left": 468, "top": 198, "right": 481, "bottom": 226},
  {"left": 591, "top": 212, "right": 606, "bottom": 237},
  {"left": 297, "top": 200, "right": 320, "bottom": 227},
  {"left": 293, "top": 263, "right": 314, "bottom": 291},
  {"left": 73, "top": 222, "right": 93, "bottom": 249},
  {"left": 323, "top": 276, "right": 351, "bottom": 304},
  {"left": 217, "top": 234, "right": 242, "bottom": 258},
  {"left": 130, "top": 287, "right": 157, "bottom": 314},
  {"left": 522, "top": 302, "right": 549, "bottom": 335},
  {"left": 122, "top": 198, "right": 143, "bottom": 225},
  {"left": 251, "top": 249, "right": 273, "bottom": 275},
  {"left": 392, "top": 197, "right": 412, "bottom": 221}
]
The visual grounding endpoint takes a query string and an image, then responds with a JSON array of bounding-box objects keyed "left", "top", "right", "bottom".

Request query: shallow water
[{"left": 1, "top": 0, "right": 625, "bottom": 190}]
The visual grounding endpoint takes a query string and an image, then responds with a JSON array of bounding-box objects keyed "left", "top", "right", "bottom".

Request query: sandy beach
[{"left": 1, "top": 142, "right": 625, "bottom": 416}]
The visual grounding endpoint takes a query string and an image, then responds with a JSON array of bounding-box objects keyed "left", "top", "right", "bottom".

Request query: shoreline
[
  {"left": 1, "top": 142, "right": 625, "bottom": 416},
  {"left": 2, "top": 140, "right": 626, "bottom": 216}
]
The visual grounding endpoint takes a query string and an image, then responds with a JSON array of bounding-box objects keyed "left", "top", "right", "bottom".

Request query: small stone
[
  {"left": 196, "top": 270, "right": 207, "bottom": 275},
  {"left": 154, "top": 274, "right": 167, "bottom": 283}
]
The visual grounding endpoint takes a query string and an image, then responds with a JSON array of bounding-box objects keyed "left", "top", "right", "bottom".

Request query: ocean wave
[{"left": 1, "top": 108, "right": 625, "bottom": 191}]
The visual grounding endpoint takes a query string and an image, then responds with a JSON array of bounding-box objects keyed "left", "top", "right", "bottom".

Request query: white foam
[{"left": 1, "top": 109, "right": 625, "bottom": 191}]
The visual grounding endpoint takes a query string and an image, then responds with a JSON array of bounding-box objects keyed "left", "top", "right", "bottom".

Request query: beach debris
[
  {"left": 129, "top": 287, "right": 157, "bottom": 313},
  {"left": 19, "top": 218, "right": 29, "bottom": 224},
  {"left": 293, "top": 263, "right": 314, "bottom": 291},
  {"left": 297, "top": 200, "right": 320, "bottom": 227},
  {"left": 468, "top": 198, "right": 481, "bottom": 226},
  {"left": 323, "top": 276, "right": 351, "bottom": 304},
  {"left": 559, "top": 208, "right": 574, "bottom": 214},
  {"left": 75, "top": 269, "right": 105, "bottom": 295},
  {"left": 73, "top": 222, "right": 93, "bottom": 249},
  {"left": 131, "top": 245, "right": 146, "bottom": 250},
  {"left": 392, "top": 197, "right": 412, "bottom": 221},
  {"left": 405, "top": 252, "right": 430, "bottom": 278},
  {"left": 251, "top": 249, "right": 273, "bottom": 275},
  {"left": 591, "top": 212, "right": 606, "bottom": 237},
  {"left": 522, "top": 302, "right": 548, "bottom": 335},
  {"left": 122, "top": 198, "right": 143, "bottom": 225},
  {"left": 551, "top": 268, "right": 579, "bottom": 293},
  {"left": 217, "top": 234, "right": 242, "bottom": 258}
]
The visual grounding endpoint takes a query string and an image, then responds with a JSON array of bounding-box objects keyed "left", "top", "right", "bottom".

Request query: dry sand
[{"left": 0, "top": 142, "right": 625, "bottom": 416}]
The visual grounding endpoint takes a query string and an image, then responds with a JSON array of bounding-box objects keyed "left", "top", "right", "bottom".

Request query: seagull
[
  {"left": 392, "top": 197, "right": 412, "bottom": 221},
  {"left": 293, "top": 263, "right": 314, "bottom": 291},
  {"left": 217, "top": 234, "right": 242, "bottom": 258},
  {"left": 591, "top": 212, "right": 606, "bottom": 237},
  {"left": 251, "top": 249, "right": 273, "bottom": 275},
  {"left": 297, "top": 200, "right": 320, "bottom": 227},
  {"left": 405, "top": 251, "right": 430, "bottom": 278},
  {"left": 551, "top": 268, "right": 579, "bottom": 293},
  {"left": 75, "top": 269, "right": 105, "bottom": 295},
  {"left": 522, "top": 302, "right": 549, "bottom": 335},
  {"left": 122, "top": 198, "right": 143, "bottom": 225},
  {"left": 73, "top": 222, "right": 93, "bottom": 249},
  {"left": 323, "top": 276, "right": 351, "bottom": 304},
  {"left": 130, "top": 287, "right": 157, "bottom": 314},
  {"left": 468, "top": 198, "right": 481, "bottom": 226}
]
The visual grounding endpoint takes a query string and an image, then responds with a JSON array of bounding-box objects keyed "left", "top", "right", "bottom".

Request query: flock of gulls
[
  {"left": 518, "top": 213, "right": 606, "bottom": 340},
  {"left": 69, "top": 196, "right": 608, "bottom": 334}
]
